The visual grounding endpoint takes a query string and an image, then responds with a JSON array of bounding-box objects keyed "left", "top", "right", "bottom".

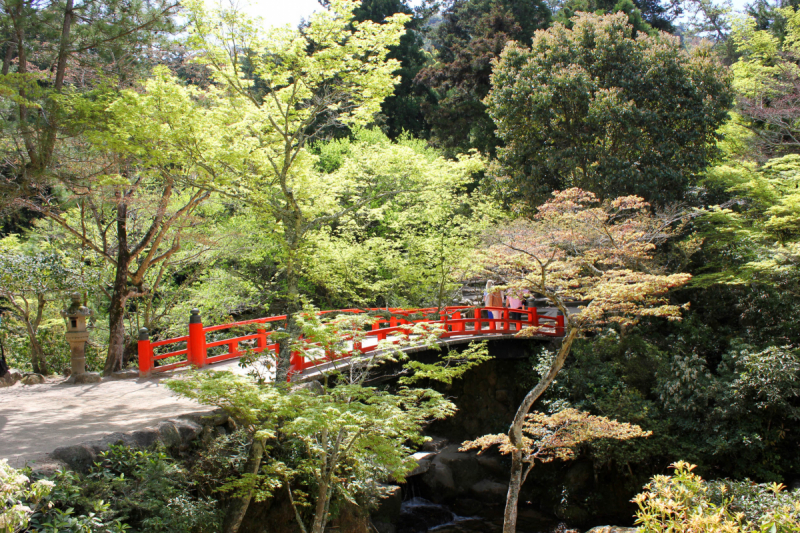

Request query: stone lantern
[{"left": 61, "top": 293, "right": 100, "bottom": 384}]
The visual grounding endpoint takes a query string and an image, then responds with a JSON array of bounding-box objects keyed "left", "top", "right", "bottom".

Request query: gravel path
[{"left": 0, "top": 358, "right": 252, "bottom": 468}]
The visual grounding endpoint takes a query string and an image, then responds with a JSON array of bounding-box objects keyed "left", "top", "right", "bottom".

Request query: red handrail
[{"left": 137, "top": 306, "right": 565, "bottom": 379}]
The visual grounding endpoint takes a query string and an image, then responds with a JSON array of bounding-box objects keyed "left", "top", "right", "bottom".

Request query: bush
[
  {"left": 15, "top": 445, "right": 223, "bottom": 532},
  {"left": 634, "top": 461, "right": 800, "bottom": 532}
]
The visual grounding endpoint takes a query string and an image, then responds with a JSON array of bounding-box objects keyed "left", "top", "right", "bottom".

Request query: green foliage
[
  {"left": 305, "top": 129, "right": 495, "bottom": 308},
  {"left": 167, "top": 371, "right": 455, "bottom": 532},
  {"left": 634, "top": 461, "right": 800, "bottom": 532},
  {"left": 486, "top": 12, "right": 733, "bottom": 207},
  {"left": 416, "top": 0, "right": 552, "bottom": 156},
  {"left": 24, "top": 445, "right": 222, "bottom": 533},
  {"left": 698, "top": 154, "right": 800, "bottom": 288},
  {"left": 400, "top": 341, "right": 492, "bottom": 385},
  {"left": 0, "top": 459, "right": 55, "bottom": 533}
]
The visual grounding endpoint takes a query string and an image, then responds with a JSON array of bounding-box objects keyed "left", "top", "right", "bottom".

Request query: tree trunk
[
  {"left": 502, "top": 325, "right": 578, "bottom": 533},
  {"left": 103, "top": 265, "right": 128, "bottom": 376},
  {"left": 104, "top": 198, "right": 130, "bottom": 375},
  {"left": 503, "top": 448, "right": 523, "bottom": 533},
  {"left": 222, "top": 436, "right": 266, "bottom": 533},
  {"left": 276, "top": 228, "right": 302, "bottom": 383},
  {"left": 27, "top": 324, "right": 46, "bottom": 375},
  {"left": 310, "top": 476, "right": 329, "bottom": 533}
]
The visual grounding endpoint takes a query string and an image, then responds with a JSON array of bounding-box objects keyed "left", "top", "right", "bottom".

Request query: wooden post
[
  {"left": 188, "top": 308, "right": 207, "bottom": 368},
  {"left": 257, "top": 328, "right": 267, "bottom": 353},
  {"left": 453, "top": 312, "right": 463, "bottom": 332},
  {"left": 556, "top": 314, "right": 565, "bottom": 336},
  {"left": 138, "top": 328, "right": 153, "bottom": 377}
]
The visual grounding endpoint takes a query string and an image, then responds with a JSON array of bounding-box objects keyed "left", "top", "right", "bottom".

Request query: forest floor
[{"left": 0, "top": 358, "right": 255, "bottom": 468}]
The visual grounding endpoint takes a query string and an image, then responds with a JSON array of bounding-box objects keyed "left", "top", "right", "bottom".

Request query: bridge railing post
[
  {"left": 453, "top": 311, "right": 462, "bottom": 332},
  {"left": 556, "top": 314, "right": 565, "bottom": 336},
  {"left": 257, "top": 328, "right": 267, "bottom": 353},
  {"left": 188, "top": 308, "right": 207, "bottom": 368},
  {"left": 138, "top": 328, "right": 153, "bottom": 378}
]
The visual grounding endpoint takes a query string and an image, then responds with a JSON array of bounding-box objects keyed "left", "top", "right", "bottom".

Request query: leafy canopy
[{"left": 486, "top": 12, "right": 732, "bottom": 207}]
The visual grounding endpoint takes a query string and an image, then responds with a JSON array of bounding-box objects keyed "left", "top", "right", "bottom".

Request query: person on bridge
[
  {"left": 506, "top": 288, "right": 529, "bottom": 323},
  {"left": 483, "top": 280, "right": 504, "bottom": 319}
]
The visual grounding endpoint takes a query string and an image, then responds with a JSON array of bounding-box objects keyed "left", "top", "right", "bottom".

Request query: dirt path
[{"left": 0, "top": 358, "right": 253, "bottom": 468}]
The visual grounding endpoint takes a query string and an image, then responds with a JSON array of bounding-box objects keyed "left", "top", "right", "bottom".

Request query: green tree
[
  {"left": 175, "top": 0, "right": 416, "bottom": 380},
  {"left": 15, "top": 70, "right": 219, "bottom": 374},
  {"left": 0, "top": 0, "right": 178, "bottom": 205},
  {"left": 0, "top": 235, "right": 81, "bottom": 374},
  {"left": 486, "top": 12, "right": 732, "bottom": 208},
  {"left": 415, "top": 0, "right": 552, "bottom": 156},
  {"left": 167, "top": 306, "right": 485, "bottom": 533},
  {"left": 306, "top": 129, "right": 492, "bottom": 309}
]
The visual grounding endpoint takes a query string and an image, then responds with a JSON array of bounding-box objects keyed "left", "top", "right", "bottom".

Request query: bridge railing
[{"left": 137, "top": 305, "right": 565, "bottom": 378}]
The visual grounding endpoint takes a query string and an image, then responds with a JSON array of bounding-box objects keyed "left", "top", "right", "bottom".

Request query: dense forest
[{"left": 3, "top": 0, "right": 800, "bottom": 531}]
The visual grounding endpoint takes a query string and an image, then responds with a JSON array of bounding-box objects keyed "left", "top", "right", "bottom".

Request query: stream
[{"left": 397, "top": 497, "right": 581, "bottom": 533}]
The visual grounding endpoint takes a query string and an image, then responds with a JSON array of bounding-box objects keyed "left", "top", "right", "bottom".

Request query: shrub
[{"left": 634, "top": 461, "right": 800, "bottom": 532}]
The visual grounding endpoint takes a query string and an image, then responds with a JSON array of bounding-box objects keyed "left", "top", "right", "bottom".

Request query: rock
[
  {"left": 421, "top": 460, "right": 456, "bottom": 500},
  {"left": 30, "top": 457, "right": 69, "bottom": 477},
  {"left": 430, "top": 445, "right": 486, "bottom": 491},
  {"left": 155, "top": 420, "right": 182, "bottom": 448},
  {"left": 469, "top": 479, "right": 508, "bottom": 502},
  {"left": 85, "top": 432, "right": 136, "bottom": 456},
  {"left": 51, "top": 444, "right": 97, "bottom": 472},
  {"left": 586, "top": 526, "right": 639, "bottom": 533},
  {"left": 397, "top": 498, "right": 454, "bottom": 533},
  {"left": 111, "top": 370, "right": 139, "bottom": 379},
  {"left": 292, "top": 380, "right": 324, "bottom": 395},
  {"left": 475, "top": 453, "right": 506, "bottom": 477},
  {"left": 171, "top": 417, "right": 203, "bottom": 445},
  {"left": 422, "top": 436, "right": 448, "bottom": 453},
  {"left": 0, "top": 370, "right": 22, "bottom": 387},
  {"left": 409, "top": 451, "right": 436, "bottom": 476},
  {"left": 65, "top": 372, "right": 101, "bottom": 384},
  {"left": 371, "top": 484, "right": 403, "bottom": 524},
  {"left": 21, "top": 373, "right": 45, "bottom": 385},
  {"left": 130, "top": 428, "right": 161, "bottom": 448}
]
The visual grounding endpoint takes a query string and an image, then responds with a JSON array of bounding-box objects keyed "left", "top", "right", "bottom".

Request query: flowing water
[{"left": 397, "top": 497, "right": 580, "bottom": 533}]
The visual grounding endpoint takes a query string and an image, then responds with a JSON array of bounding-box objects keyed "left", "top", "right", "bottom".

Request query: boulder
[
  {"left": 371, "top": 484, "right": 402, "bottom": 525},
  {"left": 171, "top": 417, "right": 203, "bottom": 445},
  {"left": 408, "top": 451, "right": 436, "bottom": 476},
  {"left": 469, "top": 479, "right": 508, "bottom": 502},
  {"left": 51, "top": 444, "right": 97, "bottom": 472},
  {"left": 0, "top": 370, "right": 22, "bottom": 387},
  {"left": 129, "top": 428, "right": 161, "bottom": 448},
  {"left": 21, "top": 373, "right": 45, "bottom": 385},
  {"left": 430, "top": 445, "right": 487, "bottom": 492},
  {"left": 85, "top": 432, "right": 137, "bottom": 456},
  {"left": 154, "top": 420, "right": 182, "bottom": 448},
  {"left": 421, "top": 459, "right": 456, "bottom": 500},
  {"left": 421, "top": 436, "right": 448, "bottom": 453}
]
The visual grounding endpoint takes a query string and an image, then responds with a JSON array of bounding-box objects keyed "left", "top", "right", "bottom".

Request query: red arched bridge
[{"left": 137, "top": 305, "right": 566, "bottom": 379}]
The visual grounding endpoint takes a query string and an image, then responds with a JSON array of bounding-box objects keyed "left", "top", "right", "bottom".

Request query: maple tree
[
  {"left": 461, "top": 408, "right": 650, "bottom": 498},
  {"left": 478, "top": 188, "right": 691, "bottom": 532}
]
